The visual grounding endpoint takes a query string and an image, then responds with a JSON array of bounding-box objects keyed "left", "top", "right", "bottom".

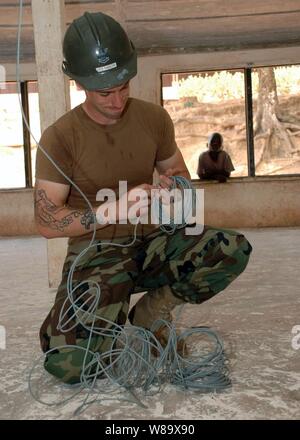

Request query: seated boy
[{"left": 197, "top": 132, "right": 234, "bottom": 183}]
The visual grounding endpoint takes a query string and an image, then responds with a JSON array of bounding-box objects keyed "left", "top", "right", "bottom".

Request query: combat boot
[{"left": 128, "top": 285, "right": 188, "bottom": 356}]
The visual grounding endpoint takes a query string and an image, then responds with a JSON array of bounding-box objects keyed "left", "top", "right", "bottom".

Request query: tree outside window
[{"left": 254, "top": 66, "right": 300, "bottom": 175}]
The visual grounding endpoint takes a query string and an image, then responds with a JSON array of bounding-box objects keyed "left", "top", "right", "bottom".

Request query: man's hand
[
  {"left": 164, "top": 167, "right": 186, "bottom": 177},
  {"left": 117, "top": 183, "right": 154, "bottom": 222},
  {"left": 153, "top": 168, "right": 185, "bottom": 207},
  {"left": 158, "top": 167, "right": 190, "bottom": 189},
  {"left": 96, "top": 183, "right": 154, "bottom": 224},
  {"left": 157, "top": 168, "right": 178, "bottom": 190}
]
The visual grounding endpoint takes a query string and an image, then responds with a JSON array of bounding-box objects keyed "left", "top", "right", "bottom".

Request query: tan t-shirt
[
  {"left": 197, "top": 150, "right": 235, "bottom": 175},
  {"left": 35, "top": 98, "right": 177, "bottom": 242}
]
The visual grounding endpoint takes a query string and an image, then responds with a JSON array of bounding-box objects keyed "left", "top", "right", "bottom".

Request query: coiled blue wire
[
  {"left": 153, "top": 175, "right": 196, "bottom": 234},
  {"left": 17, "top": 0, "right": 231, "bottom": 414}
]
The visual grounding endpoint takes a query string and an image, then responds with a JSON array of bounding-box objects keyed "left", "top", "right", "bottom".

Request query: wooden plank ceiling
[{"left": 1, "top": 0, "right": 300, "bottom": 63}]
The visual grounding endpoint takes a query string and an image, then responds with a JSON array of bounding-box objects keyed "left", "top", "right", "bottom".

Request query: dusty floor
[{"left": 0, "top": 228, "right": 299, "bottom": 420}]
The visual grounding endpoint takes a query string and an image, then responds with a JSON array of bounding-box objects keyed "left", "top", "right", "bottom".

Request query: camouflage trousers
[{"left": 40, "top": 225, "right": 252, "bottom": 384}]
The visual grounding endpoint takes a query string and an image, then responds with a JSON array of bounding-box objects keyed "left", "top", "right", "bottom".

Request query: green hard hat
[{"left": 62, "top": 12, "right": 137, "bottom": 90}]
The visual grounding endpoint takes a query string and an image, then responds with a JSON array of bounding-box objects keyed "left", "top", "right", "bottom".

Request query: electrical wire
[{"left": 16, "top": 0, "right": 231, "bottom": 414}]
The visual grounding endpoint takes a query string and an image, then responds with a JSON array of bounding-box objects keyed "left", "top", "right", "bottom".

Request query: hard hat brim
[{"left": 63, "top": 52, "right": 137, "bottom": 91}]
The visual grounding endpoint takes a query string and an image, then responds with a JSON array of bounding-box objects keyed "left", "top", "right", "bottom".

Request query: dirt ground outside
[{"left": 164, "top": 94, "right": 300, "bottom": 179}]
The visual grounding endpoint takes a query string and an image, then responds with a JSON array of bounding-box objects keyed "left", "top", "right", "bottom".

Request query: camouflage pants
[{"left": 40, "top": 226, "right": 252, "bottom": 383}]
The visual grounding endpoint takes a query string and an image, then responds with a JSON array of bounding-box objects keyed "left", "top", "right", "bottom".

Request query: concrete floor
[{"left": 0, "top": 228, "right": 299, "bottom": 420}]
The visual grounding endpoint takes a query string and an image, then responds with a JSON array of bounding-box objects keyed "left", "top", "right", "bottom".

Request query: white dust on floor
[{"left": 0, "top": 230, "right": 299, "bottom": 419}]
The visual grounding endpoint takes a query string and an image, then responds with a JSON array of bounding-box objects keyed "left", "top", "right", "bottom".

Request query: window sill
[
  {"left": 0, "top": 187, "right": 33, "bottom": 193},
  {"left": 192, "top": 174, "right": 300, "bottom": 184},
  {"left": 0, "top": 174, "right": 300, "bottom": 193}
]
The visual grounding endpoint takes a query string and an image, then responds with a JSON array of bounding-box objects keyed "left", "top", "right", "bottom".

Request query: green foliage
[
  {"left": 177, "top": 66, "right": 300, "bottom": 102},
  {"left": 274, "top": 66, "right": 300, "bottom": 95}
]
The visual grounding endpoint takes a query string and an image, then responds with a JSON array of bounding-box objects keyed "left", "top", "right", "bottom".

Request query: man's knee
[
  {"left": 43, "top": 348, "right": 86, "bottom": 385},
  {"left": 234, "top": 233, "right": 252, "bottom": 268},
  {"left": 215, "top": 230, "right": 252, "bottom": 258}
]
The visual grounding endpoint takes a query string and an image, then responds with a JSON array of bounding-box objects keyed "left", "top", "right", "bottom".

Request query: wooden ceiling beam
[{"left": 2, "top": 0, "right": 300, "bottom": 64}]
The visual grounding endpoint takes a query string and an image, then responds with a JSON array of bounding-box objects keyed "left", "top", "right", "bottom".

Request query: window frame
[
  {"left": 0, "top": 80, "right": 33, "bottom": 189},
  {"left": 1, "top": 65, "right": 300, "bottom": 190},
  {"left": 161, "top": 64, "right": 300, "bottom": 179}
]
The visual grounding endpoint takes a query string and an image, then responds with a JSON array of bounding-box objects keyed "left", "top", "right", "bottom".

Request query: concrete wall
[
  {"left": 193, "top": 176, "right": 300, "bottom": 228},
  {"left": 0, "top": 189, "right": 36, "bottom": 236},
  {"left": 1, "top": 177, "right": 300, "bottom": 287},
  {"left": 1, "top": 176, "right": 299, "bottom": 286},
  {"left": 1, "top": 177, "right": 299, "bottom": 237}
]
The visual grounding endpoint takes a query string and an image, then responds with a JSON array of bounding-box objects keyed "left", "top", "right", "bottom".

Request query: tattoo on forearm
[
  {"left": 34, "top": 189, "right": 95, "bottom": 232},
  {"left": 80, "top": 209, "right": 95, "bottom": 229}
]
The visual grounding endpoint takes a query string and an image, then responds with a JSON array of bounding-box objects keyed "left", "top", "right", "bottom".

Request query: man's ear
[{"left": 75, "top": 81, "right": 83, "bottom": 91}]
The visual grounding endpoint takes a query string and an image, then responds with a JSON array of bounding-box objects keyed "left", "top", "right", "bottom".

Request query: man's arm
[
  {"left": 34, "top": 179, "right": 103, "bottom": 239},
  {"left": 34, "top": 179, "right": 154, "bottom": 238}
]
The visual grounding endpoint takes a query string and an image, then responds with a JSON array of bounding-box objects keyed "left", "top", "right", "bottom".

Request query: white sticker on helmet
[{"left": 96, "top": 62, "right": 117, "bottom": 73}]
